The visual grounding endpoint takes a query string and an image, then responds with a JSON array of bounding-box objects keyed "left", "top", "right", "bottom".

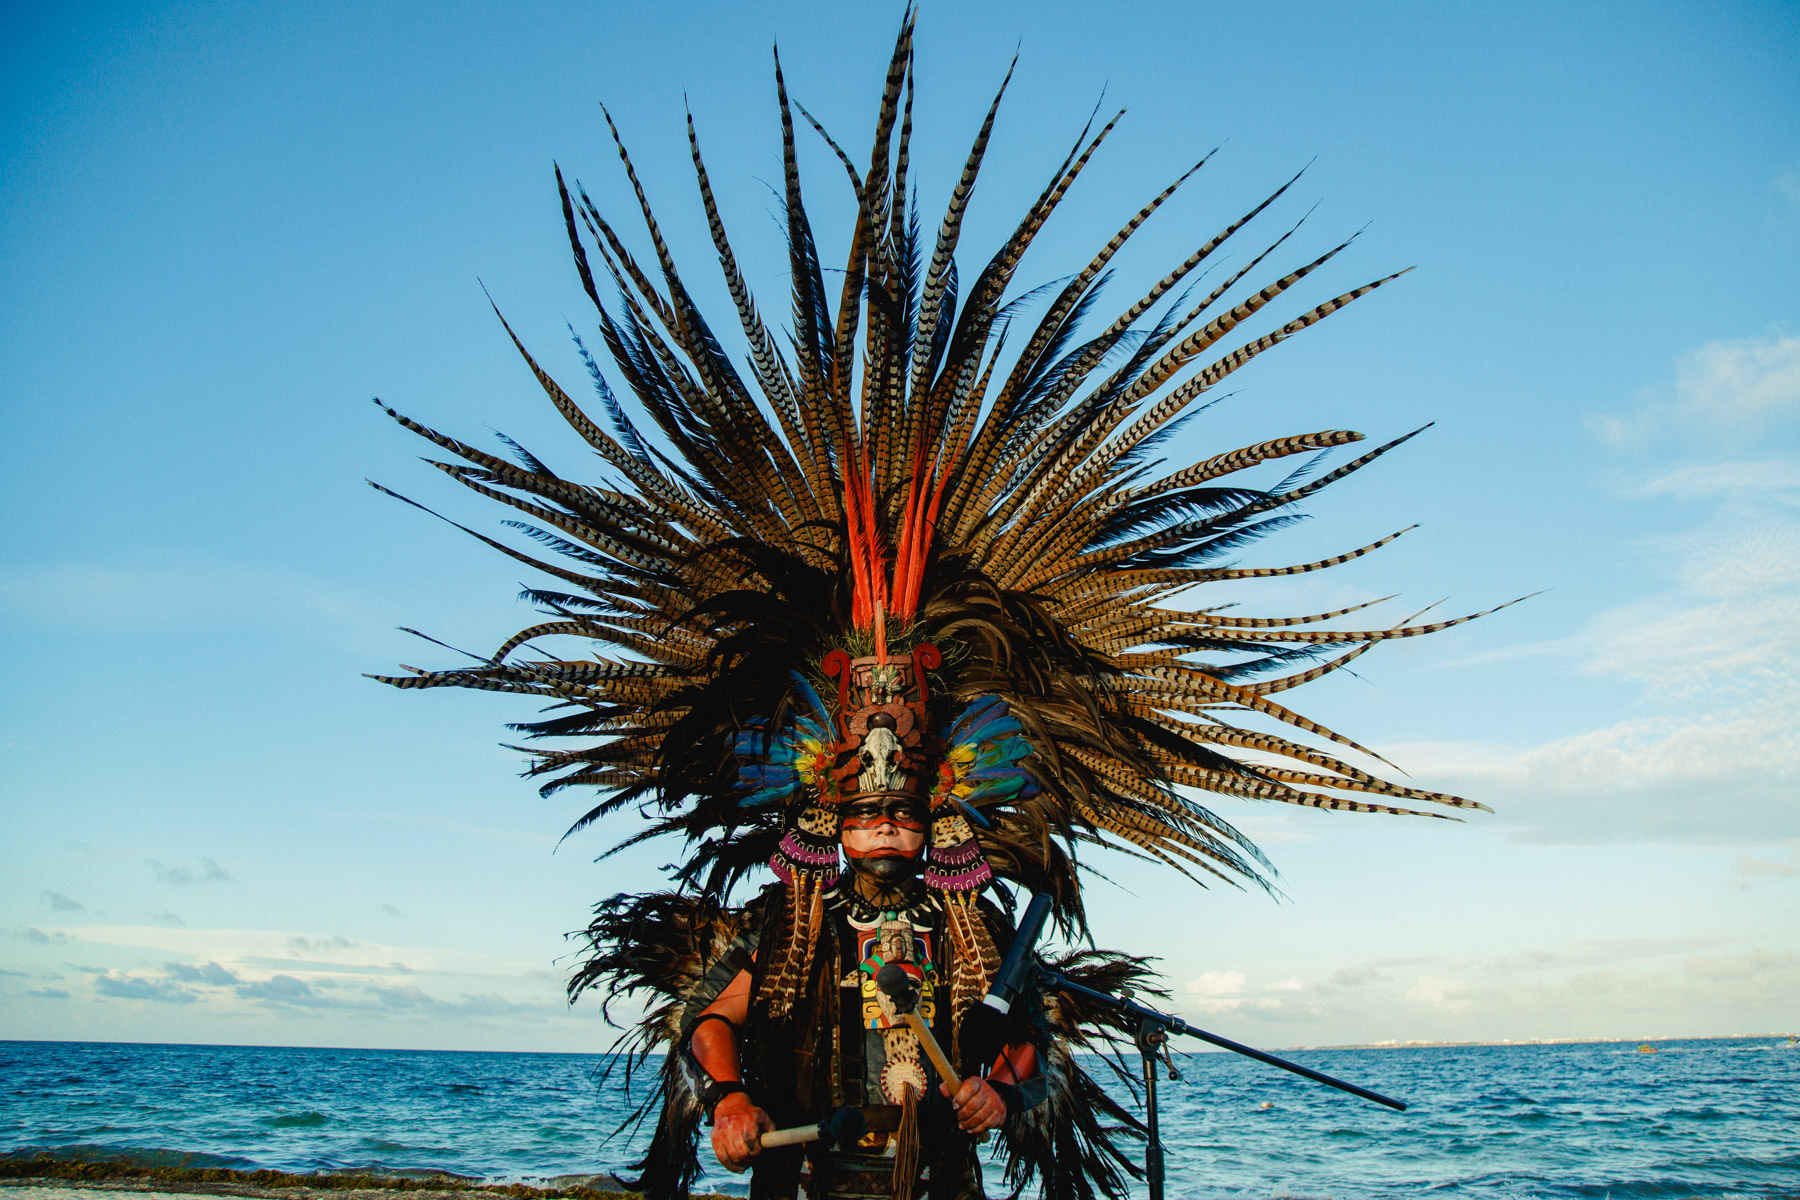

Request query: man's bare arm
[{"left": 690, "top": 969, "right": 773, "bottom": 1172}]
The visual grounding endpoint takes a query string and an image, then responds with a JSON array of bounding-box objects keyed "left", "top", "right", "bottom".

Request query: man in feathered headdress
[
  {"left": 682, "top": 647, "right": 1044, "bottom": 1200},
  {"left": 375, "top": 13, "right": 1506, "bottom": 1200}
]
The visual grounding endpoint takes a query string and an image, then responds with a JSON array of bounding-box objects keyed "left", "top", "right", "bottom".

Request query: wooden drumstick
[
  {"left": 759, "top": 1105, "right": 867, "bottom": 1150},
  {"left": 876, "top": 962, "right": 961, "bottom": 1090}
]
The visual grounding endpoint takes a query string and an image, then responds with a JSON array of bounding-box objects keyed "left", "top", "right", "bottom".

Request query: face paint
[
  {"left": 840, "top": 798, "right": 925, "bottom": 834},
  {"left": 840, "top": 798, "right": 926, "bottom": 862}
]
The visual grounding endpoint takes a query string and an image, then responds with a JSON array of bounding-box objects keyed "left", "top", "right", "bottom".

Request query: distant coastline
[
  {"left": 3, "top": 1031, "right": 1795, "bottom": 1056},
  {"left": 1293, "top": 1032, "right": 1796, "bottom": 1051}
]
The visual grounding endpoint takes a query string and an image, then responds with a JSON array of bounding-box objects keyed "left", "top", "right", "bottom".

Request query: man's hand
[
  {"left": 941, "top": 1076, "right": 1006, "bottom": 1134},
  {"left": 710, "top": 1091, "right": 774, "bottom": 1173}
]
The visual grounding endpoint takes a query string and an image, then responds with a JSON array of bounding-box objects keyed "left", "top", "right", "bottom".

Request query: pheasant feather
[{"left": 375, "top": 9, "right": 1507, "bottom": 1060}]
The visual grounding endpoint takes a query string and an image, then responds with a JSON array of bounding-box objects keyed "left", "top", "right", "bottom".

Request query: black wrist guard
[
  {"left": 987, "top": 1079, "right": 1021, "bottom": 1119},
  {"left": 700, "top": 1079, "right": 748, "bottom": 1124}
]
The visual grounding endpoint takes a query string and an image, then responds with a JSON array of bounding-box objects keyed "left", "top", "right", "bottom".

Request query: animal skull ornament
[
  {"left": 825, "top": 647, "right": 937, "bottom": 809},
  {"left": 857, "top": 721, "right": 904, "bottom": 793}
]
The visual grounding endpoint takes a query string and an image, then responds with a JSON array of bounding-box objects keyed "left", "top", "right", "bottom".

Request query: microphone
[{"left": 959, "top": 891, "right": 1053, "bottom": 1068}]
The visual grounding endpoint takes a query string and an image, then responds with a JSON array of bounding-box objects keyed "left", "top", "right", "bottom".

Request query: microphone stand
[{"left": 1034, "top": 964, "right": 1406, "bottom": 1200}]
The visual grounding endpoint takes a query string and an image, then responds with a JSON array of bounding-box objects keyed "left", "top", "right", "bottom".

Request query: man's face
[{"left": 840, "top": 797, "right": 925, "bottom": 887}]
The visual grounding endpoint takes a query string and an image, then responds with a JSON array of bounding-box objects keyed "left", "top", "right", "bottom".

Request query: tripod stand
[{"left": 1035, "top": 965, "right": 1406, "bottom": 1200}]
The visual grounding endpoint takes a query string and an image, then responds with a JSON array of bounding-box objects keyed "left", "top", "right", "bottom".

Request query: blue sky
[{"left": 2, "top": 0, "right": 1796, "bottom": 1053}]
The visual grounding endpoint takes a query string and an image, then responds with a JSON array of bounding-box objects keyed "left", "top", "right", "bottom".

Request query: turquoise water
[{"left": 2, "top": 1038, "right": 1796, "bottom": 1197}]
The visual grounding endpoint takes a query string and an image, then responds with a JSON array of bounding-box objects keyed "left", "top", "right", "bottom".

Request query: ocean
[{"left": 1, "top": 1037, "right": 1796, "bottom": 1199}]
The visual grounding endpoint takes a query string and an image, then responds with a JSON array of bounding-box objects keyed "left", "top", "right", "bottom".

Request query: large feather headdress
[{"left": 373, "top": 18, "right": 1504, "bottom": 928}]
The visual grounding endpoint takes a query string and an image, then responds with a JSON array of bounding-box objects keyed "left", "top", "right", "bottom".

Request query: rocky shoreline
[{"left": 0, "top": 1158, "right": 721, "bottom": 1200}]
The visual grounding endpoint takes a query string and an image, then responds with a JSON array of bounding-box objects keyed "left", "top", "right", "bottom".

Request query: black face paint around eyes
[
  {"left": 843, "top": 797, "right": 925, "bottom": 822},
  {"left": 842, "top": 815, "right": 925, "bottom": 832},
  {"left": 842, "top": 803, "right": 924, "bottom": 830}
]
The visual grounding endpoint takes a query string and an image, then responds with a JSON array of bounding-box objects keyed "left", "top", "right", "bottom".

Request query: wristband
[
  {"left": 987, "top": 1079, "right": 1021, "bottom": 1119},
  {"left": 700, "top": 1079, "right": 748, "bottom": 1123}
]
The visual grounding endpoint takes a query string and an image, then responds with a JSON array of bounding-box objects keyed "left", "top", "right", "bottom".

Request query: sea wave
[{"left": 3, "top": 1039, "right": 1797, "bottom": 1198}]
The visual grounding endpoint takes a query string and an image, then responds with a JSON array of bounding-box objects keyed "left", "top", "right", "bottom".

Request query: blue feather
[
  {"left": 954, "top": 798, "right": 993, "bottom": 828},
  {"left": 947, "top": 696, "right": 1009, "bottom": 738},
  {"left": 787, "top": 671, "right": 834, "bottom": 727},
  {"left": 736, "top": 785, "right": 796, "bottom": 808}
]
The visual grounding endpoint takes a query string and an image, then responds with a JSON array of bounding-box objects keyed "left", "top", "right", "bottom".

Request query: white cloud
[
  {"left": 93, "top": 972, "right": 200, "bottom": 1004},
  {"left": 1395, "top": 397, "right": 1800, "bottom": 846},
  {"left": 1404, "top": 976, "right": 1470, "bottom": 1014},
  {"left": 1586, "top": 409, "right": 1646, "bottom": 450},
  {"left": 1679, "top": 948, "right": 1798, "bottom": 994},
  {"left": 53, "top": 925, "right": 567, "bottom": 1024},
  {"left": 1173, "top": 969, "right": 1313, "bottom": 1020},
  {"left": 165, "top": 960, "right": 238, "bottom": 985},
  {"left": 149, "top": 857, "right": 233, "bottom": 885},
  {"left": 7, "top": 926, "right": 73, "bottom": 944},
  {"left": 1165, "top": 937, "right": 1799, "bottom": 1046},
  {"left": 1394, "top": 698, "right": 1798, "bottom": 845},
  {"left": 1629, "top": 459, "right": 1800, "bottom": 501},
  {"left": 1324, "top": 965, "right": 1385, "bottom": 988},
  {"left": 237, "top": 974, "right": 332, "bottom": 1008},
  {"left": 1589, "top": 331, "right": 1800, "bottom": 446},
  {"left": 1736, "top": 840, "right": 1800, "bottom": 884},
  {"left": 1395, "top": 529, "right": 1800, "bottom": 843},
  {"left": 1780, "top": 170, "right": 1800, "bottom": 212},
  {"left": 1578, "top": 592, "right": 1797, "bottom": 699},
  {"left": 63, "top": 923, "right": 549, "bottom": 982},
  {"left": 366, "top": 985, "right": 535, "bottom": 1018},
  {"left": 1183, "top": 969, "right": 1248, "bottom": 1012},
  {"left": 1673, "top": 334, "right": 1800, "bottom": 426}
]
